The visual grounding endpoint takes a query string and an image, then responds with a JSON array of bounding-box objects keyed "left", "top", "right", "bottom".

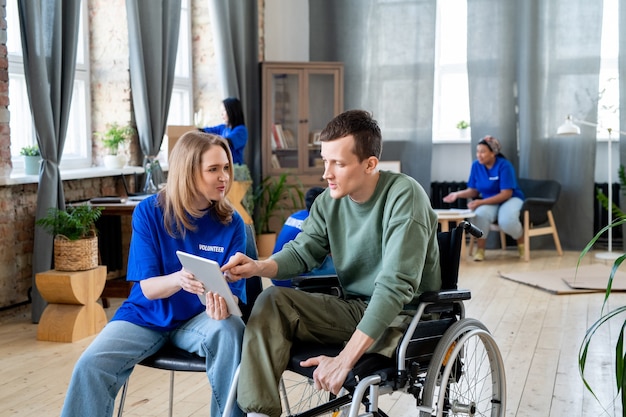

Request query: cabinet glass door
[
  {"left": 306, "top": 73, "right": 338, "bottom": 171},
  {"left": 270, "top": 72, "right": 300, "bottom": 170}
]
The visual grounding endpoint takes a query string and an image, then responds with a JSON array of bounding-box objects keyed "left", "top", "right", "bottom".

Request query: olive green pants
[{"left": 237, "top": 286, "right": 413, "bottom": 417}]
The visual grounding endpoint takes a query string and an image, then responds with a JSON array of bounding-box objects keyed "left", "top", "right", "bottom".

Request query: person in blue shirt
[
  {"left": 61, "top": 132, "right": 247, "bottom": 417},
  {"left": 201, "top": 97, "right": 248, "bottom": 165},
  {"left": 443, "top": 135, "right": 525, "bottom": 261},
  {"left": 271, "top": 186, "right": 336, "bottom": 287}
]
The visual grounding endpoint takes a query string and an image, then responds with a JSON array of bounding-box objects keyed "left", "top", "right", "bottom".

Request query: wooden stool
[{"left": 36, "top": 266, "right": 107, "bottom": 342}]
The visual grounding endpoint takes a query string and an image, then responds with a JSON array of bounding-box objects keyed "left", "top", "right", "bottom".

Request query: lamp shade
[{"left": 557, "top": 116, "right": 581, "bottom": 135}]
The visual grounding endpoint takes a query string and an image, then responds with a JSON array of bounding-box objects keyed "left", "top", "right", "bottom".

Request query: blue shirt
[
  {"left": 111, "top": 195, "right": 246, "bottom": 331},
  {"left": 467, "top": 157, "right": 524, "bottom": 200},
  {"left": 201, "top": 124, "right": 248, "bottom": 164},
  {"left": 271, "top": 209, "right": 336, "bottom": 287}
]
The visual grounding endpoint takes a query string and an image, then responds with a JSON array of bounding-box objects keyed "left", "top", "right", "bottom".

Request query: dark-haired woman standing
[{"left": 201, "top": 97, "right": 248, "bottom": 164}]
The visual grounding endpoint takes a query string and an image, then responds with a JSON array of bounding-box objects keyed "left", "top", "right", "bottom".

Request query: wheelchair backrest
[{"left": 437, "top": 224, "right": 464, "bottom": 290}]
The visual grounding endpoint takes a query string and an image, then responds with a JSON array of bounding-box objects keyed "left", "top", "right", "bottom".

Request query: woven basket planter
[{"left": 54, "top": 235, "right": 99, "bottom": 271}]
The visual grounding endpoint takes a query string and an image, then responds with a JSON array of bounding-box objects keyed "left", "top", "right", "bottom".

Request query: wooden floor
[{"left": 1, "top": 248, "right": 625, "bottom": 416}]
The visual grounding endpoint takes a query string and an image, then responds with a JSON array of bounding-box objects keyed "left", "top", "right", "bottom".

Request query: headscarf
[{"left": 478, "top": 135, "right": 501, "bottom": 155}]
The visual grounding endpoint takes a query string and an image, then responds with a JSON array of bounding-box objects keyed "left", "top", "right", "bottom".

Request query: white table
[{"left": 434, "top": 209, "right": 476, "bottom": 258}]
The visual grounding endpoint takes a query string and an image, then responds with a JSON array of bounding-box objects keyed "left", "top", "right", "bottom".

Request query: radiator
[
  {"left": 431, "top": 181, "right": 468, "bottom": 209},
  {"left": 594, "top": 182, "right": 623, "bottom": 247}
]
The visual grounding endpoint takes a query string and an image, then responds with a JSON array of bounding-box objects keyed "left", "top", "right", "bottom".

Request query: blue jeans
[
  {"left": 60, "top": 312, "right": 245, "bottom": 417},
  {"left": 472, "top": 197, "right": 524, "bottom": 240}
]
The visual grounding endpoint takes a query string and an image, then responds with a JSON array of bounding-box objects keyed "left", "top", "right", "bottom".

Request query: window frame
[
  {"left": 7, "top": 0, "right": 92, "bottom": 172},
  {"left": 432, "top": 0, "right": 471, "bottom": 143}
]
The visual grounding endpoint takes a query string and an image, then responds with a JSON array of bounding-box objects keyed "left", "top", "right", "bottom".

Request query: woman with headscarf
[{"left": 443, "top": 135, "right": 525, "bottom": 261}]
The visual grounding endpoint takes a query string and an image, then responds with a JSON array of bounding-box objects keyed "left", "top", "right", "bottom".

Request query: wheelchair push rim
[{"left": 421, "top": 318, "right": 506, "bottom": 417}]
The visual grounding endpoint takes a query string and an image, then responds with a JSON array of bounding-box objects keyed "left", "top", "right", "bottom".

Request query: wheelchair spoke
[{"left": 421, "top": 318, "right": 506, "bottom": 417}]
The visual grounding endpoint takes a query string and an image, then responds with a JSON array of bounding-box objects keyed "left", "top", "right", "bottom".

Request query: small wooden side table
[
  {"left": 434, "top": 209, "right": 476, "bottom": 259},
  {"left": 36, "top": 266, "right": 107, "bottom": 342}
]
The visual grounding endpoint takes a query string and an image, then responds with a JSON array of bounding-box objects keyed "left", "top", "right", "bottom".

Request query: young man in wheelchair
[{"left": 222, "top": 109, "right": 441, "bottom": 417}]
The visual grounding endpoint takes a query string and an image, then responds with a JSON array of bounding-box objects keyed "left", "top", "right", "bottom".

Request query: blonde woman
[{"left": 61, "top": 132, "right": 246, "bottom": 417}]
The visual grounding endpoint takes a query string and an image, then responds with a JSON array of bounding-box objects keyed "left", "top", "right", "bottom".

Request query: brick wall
[{"left": 0, "top": 0, "right": 237, "bottom": 310}]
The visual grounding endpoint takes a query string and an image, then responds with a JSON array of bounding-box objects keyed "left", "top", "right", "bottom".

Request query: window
[
  {"left": 167, "top": 0, "right": 193, "bottom": 127},
  {"left": 432, "top": 0, "right": 470, "bottom": 142},
  {"left": 7, "top": 0, "right": 91, "bottom": 170}
]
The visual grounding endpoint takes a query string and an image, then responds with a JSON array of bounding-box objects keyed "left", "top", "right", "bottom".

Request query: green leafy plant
[
  {"left": 99, "top": 122, "right": 135, "bottom": 155},
  {"left": 253, "top": 172, "right": 304, "bottom": 235},
  {"left": 35, "top": 205, "right": 102, "bottom": 240},
  {"left": 20, "top": 145, "right": 40, "bottom": 157},
  {"left": 577, "top": 218, "right": 626, "bottom": 413},
  {"left": 456, "top": 120, "right": 470, "bottom": 130}
]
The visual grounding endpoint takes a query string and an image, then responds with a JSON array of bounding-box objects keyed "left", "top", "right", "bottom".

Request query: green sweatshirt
[{"left": 271, "top": 171, "right": 441, "bottom": 340}]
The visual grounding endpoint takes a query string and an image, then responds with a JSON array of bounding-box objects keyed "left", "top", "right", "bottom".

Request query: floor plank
[{"left": 1, "top": 249, "right": 625, "bottom": 416}]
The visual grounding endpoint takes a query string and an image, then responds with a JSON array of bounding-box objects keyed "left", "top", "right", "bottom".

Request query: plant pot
[
  {"left": 256, "top": 232, "right": 277, "bottom": 259},
  {"left": 54, "top": 235, "right": 99, "bottom": 271},
  {"left": 103, "top": 154, "right": 125, "bottom": 169},
  {"left": 24, "top": 155, "right": 41, "bottom": 175}
]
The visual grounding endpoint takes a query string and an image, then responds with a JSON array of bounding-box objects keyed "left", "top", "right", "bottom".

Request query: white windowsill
[{"left": 0, "top": 165, "right": 146, "bottom": 186}]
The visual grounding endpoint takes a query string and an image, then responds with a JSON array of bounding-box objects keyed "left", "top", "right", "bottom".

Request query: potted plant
[
  {"left": 20, "top": 144, "right": 41, "bottom": 175},
  {"left": 36, "top": 204, "right": 103, "bottom": 271},
  {"left": 577, "top": 216, "right": 626, "bottom": 413},
  {"left": 253, "top": 172, "right": 304, "bottom": 257},
  {"left": 99, "top": 122, "right": 135, "bottom": 169},
  {"left": 456, "top": 120, "right": 470, "bottom": 138}
]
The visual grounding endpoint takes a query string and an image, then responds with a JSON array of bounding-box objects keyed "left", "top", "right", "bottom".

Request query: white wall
[
  {"left": 264, "top": 0, "right": 309, "bottom": 61},
  {"left": 433, "top": 141, "right": 613, "bottom": 183}
]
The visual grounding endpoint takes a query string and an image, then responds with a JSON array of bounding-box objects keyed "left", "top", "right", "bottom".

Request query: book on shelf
[
  {"left": 270, "top": 154, "right": 281, "bottom": 168},
  {"left": 272, "top": 124, "right": 286, "bottom": 149},
  {"left": 282, "top": 128, "right": 296, "bottom": 148}
]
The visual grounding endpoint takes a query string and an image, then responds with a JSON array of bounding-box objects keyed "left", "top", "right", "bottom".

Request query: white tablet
[{"left": 176, "top": 251, "right": 242, "bottom": 317}]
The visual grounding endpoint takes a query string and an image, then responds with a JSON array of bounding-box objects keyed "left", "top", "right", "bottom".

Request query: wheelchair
[{"left": 274, "top": 221, "right": 506, "bottom": 417}]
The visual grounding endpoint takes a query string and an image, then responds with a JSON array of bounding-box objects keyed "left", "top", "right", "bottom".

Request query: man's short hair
[{"left": 319, "top": 110, "right": 382, "bottom": 161}]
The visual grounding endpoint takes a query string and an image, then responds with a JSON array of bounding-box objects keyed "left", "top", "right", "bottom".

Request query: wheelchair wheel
[
  {"left": 420, "top": 318, "right": 506, "bottom": 417},
  {"left": 279, "top": 371, "right": 351, "bottom": 417}
]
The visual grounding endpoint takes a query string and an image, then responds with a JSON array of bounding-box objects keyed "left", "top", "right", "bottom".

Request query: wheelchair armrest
[
  {"left": 418, "top": 289, "right": 471, "bottom": 303},
  {"left": 291, "top": 274, "right": 343, "bottom": 297}
]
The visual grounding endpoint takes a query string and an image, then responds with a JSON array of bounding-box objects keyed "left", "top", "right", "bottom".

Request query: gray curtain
[
  {"left": 311, "top": 0, "right": 604, "bottom": 250},
  {"left": 468, "top": 0, "right": 602, "bottom": 250},
  {"left": 126, "top": 0, "right": 181, "bottom": 163},
  {"left": 466, "top": 2, "right": 517, "bottom": 166},
  {"left": 309, "top": 0, "right": 437, "bottom": 187},
  {"left": 207, "top": 0, "right": 260, "bottom": 184},
  {"left": 18, "top": 1, "right": 81, "bottom": 322}
]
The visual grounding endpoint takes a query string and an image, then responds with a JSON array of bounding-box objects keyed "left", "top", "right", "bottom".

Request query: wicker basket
[{"left": 54, "top": 235, "right": 99, "bottom": 271}]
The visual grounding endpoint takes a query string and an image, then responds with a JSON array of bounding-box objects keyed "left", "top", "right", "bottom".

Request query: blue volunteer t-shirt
[
  {"left": 111, "top": 195, "right": 246, "bottom": 331},
  {"left": 467, "top": 157, "right": 524, "bottom": 200},
  {"left": 271, "top": 209, "right": 336, "bottom": 287}
]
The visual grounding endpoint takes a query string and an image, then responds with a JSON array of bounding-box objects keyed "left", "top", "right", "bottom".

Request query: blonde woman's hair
[{"left": 160, "top": 131, "right": 235, "bottom": 237}]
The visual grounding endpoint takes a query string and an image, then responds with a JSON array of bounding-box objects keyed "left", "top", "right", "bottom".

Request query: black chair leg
[{"left": 117, "top": 380, "right": 128, "bottom": 417}]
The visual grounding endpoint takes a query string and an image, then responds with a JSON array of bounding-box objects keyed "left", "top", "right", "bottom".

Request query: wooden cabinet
[{"left": 261, "top": 61, "right": 344, "bottom": 186}]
